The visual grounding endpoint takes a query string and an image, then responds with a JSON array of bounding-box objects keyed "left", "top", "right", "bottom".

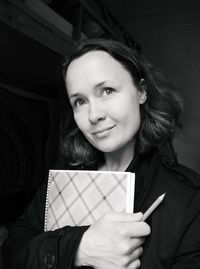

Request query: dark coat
[{"left": 3, "top": 144, "right": 200, "bottom": 269}]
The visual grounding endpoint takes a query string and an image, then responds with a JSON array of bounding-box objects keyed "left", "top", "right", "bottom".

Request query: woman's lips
[{"left": 92, "top": 125, "right": 115, "bottom": 136}]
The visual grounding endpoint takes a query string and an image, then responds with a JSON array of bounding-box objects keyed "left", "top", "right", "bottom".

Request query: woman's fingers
[
  {"left": 115, "top": 221, "right": 151, "bottom": 239},
  {"left": 129, "top": 247, "right": 143, "bottom": 263},
  {"left": 127, "top": 258, "right": 141, "bottom": 269},
  {"left": 129, "top": 222, "right": 151, "bottom": 237},
  {"left": 75, "top": 211, "right": 150, "bottom": 268},
  {"left": 127, "top": 238, "right": 145, "bottom": 254}
]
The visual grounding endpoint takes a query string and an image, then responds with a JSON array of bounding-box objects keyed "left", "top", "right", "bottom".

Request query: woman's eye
[
  {"left": 102, "top": 87, "right": 114, "bottom": 96},
  {"left": 74, "top": 99, "right": 86, "bottom": 107}
]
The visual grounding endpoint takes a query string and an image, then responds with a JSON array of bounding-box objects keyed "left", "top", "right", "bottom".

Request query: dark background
[{"left": 0, "top": 0, "right": 200, "bottom": 225}]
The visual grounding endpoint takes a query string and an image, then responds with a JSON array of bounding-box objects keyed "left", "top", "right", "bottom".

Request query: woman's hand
[{"left": 75, "top": 212, "right": 150, "bottom": 269}]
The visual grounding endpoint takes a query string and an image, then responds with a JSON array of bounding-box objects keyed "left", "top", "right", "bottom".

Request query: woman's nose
[{"left": 88, "top": 102, "right": 106, "bottom": 124}]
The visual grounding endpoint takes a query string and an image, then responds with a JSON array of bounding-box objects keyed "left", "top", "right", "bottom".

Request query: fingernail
[{"left": 136, "top": 212, "right": 143, "bottom": 220}]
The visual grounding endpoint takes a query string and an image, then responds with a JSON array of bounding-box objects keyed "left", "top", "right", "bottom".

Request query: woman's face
[{"left": 66, "top": 51, "right": 146, "bottom": 154}]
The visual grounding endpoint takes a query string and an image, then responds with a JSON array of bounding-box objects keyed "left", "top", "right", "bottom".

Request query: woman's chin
[{"left": 92, "top": 142, "right": 122, "bottom": 154}]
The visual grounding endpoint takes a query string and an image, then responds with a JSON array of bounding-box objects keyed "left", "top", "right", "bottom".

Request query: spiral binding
[{"left": 44, "top": 170, "right": 52, "bottom": 231}]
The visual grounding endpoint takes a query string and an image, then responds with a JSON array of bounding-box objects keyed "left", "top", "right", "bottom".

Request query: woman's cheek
[{"left": 74, "top": 112, "right": 87, "bottom": 131}]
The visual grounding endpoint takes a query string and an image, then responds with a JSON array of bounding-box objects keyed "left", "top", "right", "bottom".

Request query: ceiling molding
[{"left": 0, "top": 0, "right": 76, "bottom": 55}]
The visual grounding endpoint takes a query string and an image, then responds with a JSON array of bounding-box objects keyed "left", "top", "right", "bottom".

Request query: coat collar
[
  {"left": 126, "top": 149, "right": 160, "bottom": 211},
  {"left": 158, "top": 141, "right": 200, "bottom": 188}
]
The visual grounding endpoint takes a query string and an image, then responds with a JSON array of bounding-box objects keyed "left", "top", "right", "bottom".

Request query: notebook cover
[{"left": 44, "top": 170, "right": 135, "bottom": 231}]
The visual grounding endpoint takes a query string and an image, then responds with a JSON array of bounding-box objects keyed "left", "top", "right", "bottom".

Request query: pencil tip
[{"left": 160, "top": 192, "right": 166, "bottom": 200}]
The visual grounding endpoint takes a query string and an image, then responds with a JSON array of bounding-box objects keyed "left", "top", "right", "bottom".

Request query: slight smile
[{"left": 92, "top": 125, "right": 115, "bottom": 136}]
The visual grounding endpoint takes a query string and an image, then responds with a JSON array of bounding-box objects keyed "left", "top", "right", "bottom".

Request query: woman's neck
[{"left": 99, "top": 140, "right": 135, "bottom": 172}]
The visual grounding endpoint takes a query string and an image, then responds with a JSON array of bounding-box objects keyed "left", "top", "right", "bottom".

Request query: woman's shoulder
[
  {"left": 157, "top": 142, "right": 200, "bottom": 189},
  {"left": 159, "top": 156, "right": 200, "bottom": 190},
  {"left": 142, "top": 154, "right": 200, "bottom": 267}
]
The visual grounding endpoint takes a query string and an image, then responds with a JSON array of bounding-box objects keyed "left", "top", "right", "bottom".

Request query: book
[{"left": 44, "top": 170, "right": 135, "bottom": 231}]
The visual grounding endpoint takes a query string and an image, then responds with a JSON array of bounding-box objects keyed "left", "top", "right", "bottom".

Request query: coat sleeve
[
  {"left": 3, "top": 184, "right": 89, "bottom": 269},
  {"left": 172, "top": 189, "right": 200, "bottom": 269}
]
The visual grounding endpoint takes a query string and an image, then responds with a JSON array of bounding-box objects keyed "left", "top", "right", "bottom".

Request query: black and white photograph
[{"left": 0, "top": 1, "right": 200, "bottom": 268}]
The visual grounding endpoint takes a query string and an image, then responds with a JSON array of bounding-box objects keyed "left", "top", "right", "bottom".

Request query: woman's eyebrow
[
  {"left": 69, "top": 81, "right": 115, "bottom": 99},
  {"left": 69, "top": 93, "right": 79, "bottom": 99},
  {"left": 95, "top": 81, "right": 106, "bottom": 88},
  {"left": 94, "top": 80, "right": 115, "bottom": 89}
]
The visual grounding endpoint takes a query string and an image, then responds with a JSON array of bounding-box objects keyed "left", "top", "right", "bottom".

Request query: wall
[{"left": 126, "top": 5, "right": 200, "bottom": 173}]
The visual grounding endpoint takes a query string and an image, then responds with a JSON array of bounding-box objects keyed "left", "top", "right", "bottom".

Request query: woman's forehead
[
  {"left": 67, "top": 51, "right": 116, "bottom": 71},
  {"left": 66, "top": 50, "right": 131, "bottom": 84}
]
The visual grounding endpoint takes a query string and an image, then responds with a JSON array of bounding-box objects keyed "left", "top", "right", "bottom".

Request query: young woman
[{"left": 3, "top": 39, "right": 200, "bottom": 269}]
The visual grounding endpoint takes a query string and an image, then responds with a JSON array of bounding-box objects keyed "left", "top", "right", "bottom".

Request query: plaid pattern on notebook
[{"left": 44, "top": 170, "right": 135, "bottom": 231}]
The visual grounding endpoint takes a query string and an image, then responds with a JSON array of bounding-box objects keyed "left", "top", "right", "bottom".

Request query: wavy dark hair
[{"left": 60, "top": 38, "right": 183, "bottom": 168}]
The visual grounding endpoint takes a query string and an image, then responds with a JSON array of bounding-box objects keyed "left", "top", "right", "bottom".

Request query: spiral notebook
[{"left": 44, "top": 170, "right": 135, "bottom": 231}]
